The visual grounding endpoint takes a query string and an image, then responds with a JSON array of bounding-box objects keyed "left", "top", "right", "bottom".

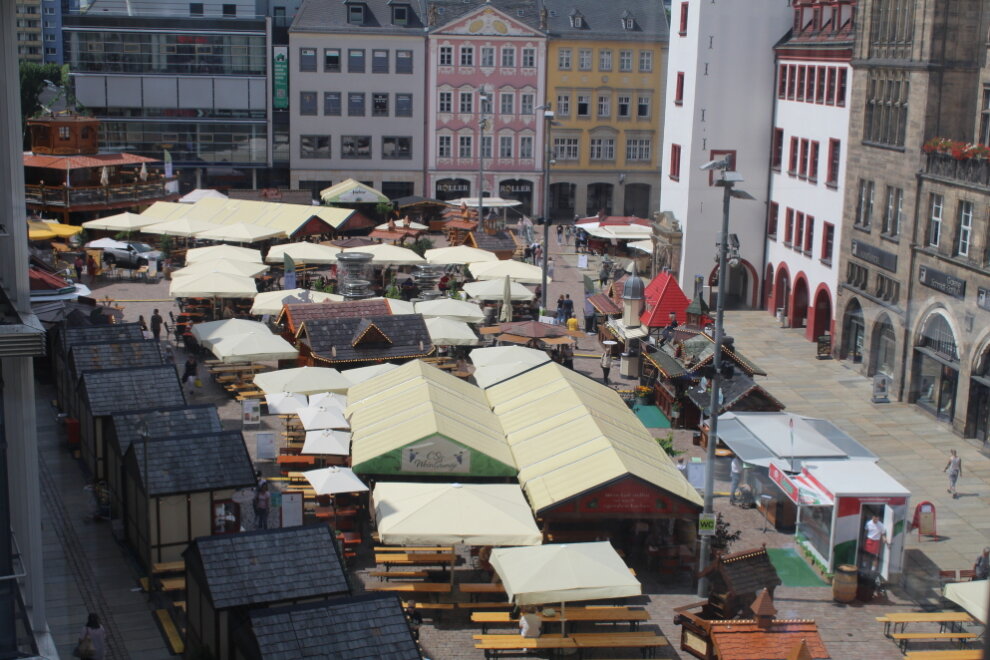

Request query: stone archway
[
  {"left": 869, "top": 313, "right": 897, "bottom": 378},
  {"left": 841, "top": 298, "right": 865, "bottom": 362},
  {"left": 810, "top": 285, "right": 832, "bottom": 341},
  {"left": 774, "top": 264, "right": 790, "bottom": 317},
  {"left": 764, "top": 264, "right": 774, "bottom": 311},
  {"left": 790, "top": 275, "right": 809, "bottom": 329},
  {"left": 586, "top": 183, "right": 614, "bottom": 216}
]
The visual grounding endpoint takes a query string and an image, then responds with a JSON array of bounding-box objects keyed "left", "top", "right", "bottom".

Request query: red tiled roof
[
  {"left": 445, "top": 219, "right": 478, "bottom": 230},
  {"left": 710, "top": 620, "right": 829, "bottom": 659},
  {"left": 24, "top": 152, "right": 159, "bottom": 170},
  {"left": 577, "top": 215, "right": 651, "bottom": 227},
  {"left": 640, "top": 272, "right": 690, "bottom": 327},
  {"left": 29, "top": 266, "right": 73, "bottom": 292}
]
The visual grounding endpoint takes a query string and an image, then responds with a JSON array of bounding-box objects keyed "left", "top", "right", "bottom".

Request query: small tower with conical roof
[{"left": 622, "top": 262, "right": 645, "bottom": 328}]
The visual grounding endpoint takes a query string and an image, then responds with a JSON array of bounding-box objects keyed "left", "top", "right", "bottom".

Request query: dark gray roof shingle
[
  {"left": 80, "top": 366, "right": 185, "bottom": 416},
  {"left": 249, "top": 594, "right": 421, "bottom": 660},
  {"left": 426, "top": 0, "right": 544, "bottom": 31},
  {"left": 187, "top": 525, "right": 349, "bottom": 609},
  {"left": 291, "top": 0, "right": 426, "bottom": 34},
  {"left": 60, "top": 322, "right": 144, "bottom": 355},
  {"left": 69, "top": 341, "right": 164, "bottom": 379},
  {"left": 544, "top": 0, "right": 668, "bottom": 42},
  {"left": 128, "top": 430, "right": 255, "bottom": 496},
  {"left": 298, "top": 314, "right": 434, "bottom": 365},
  {"left": 111, "top": 405, "right": 223, "bottom": 456}
]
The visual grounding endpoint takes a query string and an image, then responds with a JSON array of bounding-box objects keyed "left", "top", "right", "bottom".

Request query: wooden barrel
[{"left": 833, "top": 564, "right": 858, "bottom": 603}]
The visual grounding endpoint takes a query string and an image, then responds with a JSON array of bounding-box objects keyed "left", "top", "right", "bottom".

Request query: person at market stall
[
  {"left": 863, "top": 514, "right": 887, "bottom": 573},
  {"left": 974, "top": 547, "right": 990, "bottom": 579},
  {"left": 253, "top": 482, "right": 271, "bottom": 529},
  {"left": 73, "top": 255, "right": 84, "bottom": 280},
  {"left": 584, "top": 297, "right": 596, "bottom": 333},
  {"left": 566, "top": 315, "right": 580, "bottom": 333},
  {"left": 600, "top": 350, "right": 612, "bottom": 384},
  {"left": 86, "top": 253, "right": 99, "bottom": 284},
  {"left": 519, "top": 607, "right": 542, "bottom": 638}
]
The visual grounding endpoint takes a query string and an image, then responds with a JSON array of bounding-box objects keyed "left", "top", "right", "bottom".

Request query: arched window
[{"left": 917, "top": 313, "right": 957, "bottom": 361}]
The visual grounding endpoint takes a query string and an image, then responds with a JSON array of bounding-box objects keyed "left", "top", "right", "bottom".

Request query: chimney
[{"left": 751, "top": 588, "right": 777, "bottom": 630}]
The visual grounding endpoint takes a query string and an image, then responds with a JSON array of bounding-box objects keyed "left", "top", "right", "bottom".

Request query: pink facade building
[{"left": 426, "top": 1, "right": 548, "bottom": 217}]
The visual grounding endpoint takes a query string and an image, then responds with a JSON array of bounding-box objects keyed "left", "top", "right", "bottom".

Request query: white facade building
[{"left": 659, "top": 0, "right": 791, "bottom": 308}]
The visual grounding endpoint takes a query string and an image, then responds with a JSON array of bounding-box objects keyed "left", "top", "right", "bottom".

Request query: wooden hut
[
  {"left": 77, "top": 366, "right": 185, "bottom": 481},
  {"left": 294, "top": 315, "right": 434, "bottom": 368},
  {"left": 276, "top": 299, "right": 393, "bottom": 338},
  {"left": 106, "top": 405, "right": 223, "bottom": 518},
  {"left": 122, "top": 430, "right": 254, "bottom": 570},
  {"left": 183, "top": 525, "right": 350, "bottom": 660},
  {"left": 52, "top": 322, "right": 144, "bottom": 414},
  {"left": 696, "top": 547, "right": 782, "bottom": 619},
  {"left": 64, "top": 341, "right": 165, "bottom": 418},
  {"left": 232, "top": 594, "right": 422, "bottom": 660}
]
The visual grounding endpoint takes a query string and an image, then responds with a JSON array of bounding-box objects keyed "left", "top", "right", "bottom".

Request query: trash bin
[
  {"left": 620, "top": 352, "right": 640, "bottom": 378},
  {"left": 856, "top": 569, "right": 877, "bottom": 602}
]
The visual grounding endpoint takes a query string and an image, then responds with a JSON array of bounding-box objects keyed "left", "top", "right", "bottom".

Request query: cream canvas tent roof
[
  {"left": 485, "top": 362, "right": 703, "bottom": 514},
  {"left": 346, "top": 360, "right": 515, "bottom": 477},
  {"left": 140, "top": 198, "right": 356, "bottom": 235}
]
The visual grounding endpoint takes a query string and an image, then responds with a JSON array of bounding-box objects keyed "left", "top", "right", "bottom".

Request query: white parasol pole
[{"left": 789, "top": 416, "right": 795, "bottom": 472}]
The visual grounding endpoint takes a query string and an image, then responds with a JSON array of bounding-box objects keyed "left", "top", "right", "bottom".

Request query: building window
[
  {"left": 300, "top": 135, "right": 331, "bottom": 159},
  {"left": 855, "top": 179, "right": 875, "bottom": 229},
  {"left": 382, "top": 136, "right": 412, "bottom": 159},
  {"left": 981, "top": 87, "right": 990, "bottom": 145},
  {"left": 521, "top": 94, "right": 534, "bottom": 115},
  {"left": 822, "top": 223, "right": 835, "bottom": 264},
  {"left": 636, "top": 96, "right": 650, "bottom": 118},
  {"left": 767, "top": 202, "right": 779, "bottom": 238},
  {"left": 459, "top": 135, "right": 472, "bottom": 158},
  {"left": 675, "top": 72, "right": 685, "bottom": 105},
  {"left": 794, "top": 212, "right": 805, "bottom": 251},
  {"left": 798, "top": 139, "right": 809, "bottom": 178},
  {"left": 875, "top": 273, "right": 899, "bottom": 303},
  {"left": 597, "top": 95, "right": 610, "bottom": 118},
  {"left": 957, "top": 201, "right": 973, "bottom": 257},
  {"left": 438, "top": 135, "right": 451, "bottom": 158},
  {"left": 482, "top": 46, "right": 495, "bottom": 67},
  {"left": 372, "top": 49, "right": 389, "bottom": 73},
  {"left": 619, "top": 50, "right": 632, "bottom": 72},
  {"left": 578, "top": 49, "right": 592, "bottom": 70},
  {"left": 520, "top": 136, "right": 533, "bottom": 159},
  {"left": 638, "top": 50, "right": 653, "bottom": 72},
  {"left": 599, "top": 49, "right": 612, "bottom": 71},
  {"left": 481, "top": 136, "right": 492, "bottom": 158},
  {"left": 787, "top": 64, "right": 797, "bottom": 99},
  {"left": 808, "top": 140, "right": 819, "bottom": 182},
  {"left": 324, "top": 48, "right": 340, "bottom": 72},
  {"left": 554, "top": 137, "right": 579, "bottom": 160},
  {"left": 396, "top": 50, "right": 413, "bottom": 74},
  {"left": 501, "top": 47, "right": 515, "bottom": 67},
  {"left": 500, "top": 92, "right": 514, "bottom": 115},
  {"left": 788, "top": 137, "right": 799, "bottom": 175},
  {"left": 804, "top": 215, "right": 815, "bottom": 253},
  {"left": 439, "top": 46, "right": 452, "bottom": 66},
  {"left": 372, "top": 93, "right": 389, "bottom": 117},
  {"left": 590, "top": 137, "right": 615, "bottom": 161},
  {"left": 348, "top": 49, "right": 366, "bottom": 73},
  {"left": 869, "top": 0, "right": 916, "bottom": 59},
  {"left": 797, "top": 66, "right": 806, "bottom": 102},
  {"left": 826, "top": 139, "right": 840, "bottom": 187},
  {"left": 669, "top": 143, "right": 682, "bottom": 180},
  {"left": 190, "top": 3, "right": 204, "bottom": 15},
  {"left": 348, "top": 92, "right": 366, "bottom": 116},
  {"left": 778, "top": 63, "right": 788, "bottom": 98},
  {"left": 558, "top": 48, "right": 572, "bottom": 70},
  {"left": 299, "top": 48, "right": 316, "bottom": 72},
  {"left": 392, "top": 4, "right": 408, "bottom": 24},
  {"left": 348, "top": 3, "right": 364, "bottom": 23},
  {"left": 577, "top": 95, "right": 590, "bottom": 117},
  {"left": 864, "top": 69, "right": 908, "bottom": 146},
  {"left": 928, "top": 193, "right": 943, "bottom": 247},
  {"left": 300, "top": 91, "right": 317, "bottom": 115},
  {"left": 556, "top": 94, "right": 570, "bottom": 116},
  {"left": 499, "top": 136, "right": 513, "bottom": 158},
  {"left": 846, "top": 262, "right": 869, "bottom": 290},
  {"left": 322, "top": 92, "right": 341, "bottom": 116},
  {"left": 679, "top": 2, "right": 688, "bottom": 35},
  {"left": 459, "top": 92, "right": 473, "bottom": 114},
  {"left": 341, "top": 135, "right": 372, "bottom": 158},
  {"left": 396, "top": 93, "right": 412, "bottom": 117},
  {"left": 438, "top": 91, "right": 452, "bottom": 113},
  {"left": 816, "top": 67, "right": 826, "bottom": 103},
  {"left": 522, "top": 48, "right": 535, "bottom": 68},
  {"left": 222, "top": 4, "right": 236, "bottom": 17},
  {"left": 460, "top": 45, "right": 474, "bottom": 66},
  {"left": 626, "top": 138, "right": 650, "bottom": 161},
  {"left": 771, "top": 128, "right": 783, "bottom": 170},
  {"left": 784, "top": 208, "right": 794, "bottom": 244},
  {"left": 617, "top": 95, "right": 631, "bottom": 118},
  {"left": 882, "top": 186, "right": 903, "bottom": 237}
]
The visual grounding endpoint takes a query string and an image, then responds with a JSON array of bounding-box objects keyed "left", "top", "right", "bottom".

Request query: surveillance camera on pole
[{"left": 699, "top": 156, "right": 732, "bottom": 171}]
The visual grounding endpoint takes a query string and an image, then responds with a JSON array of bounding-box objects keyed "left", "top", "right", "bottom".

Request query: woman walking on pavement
[
  {"left": 944, "top": 449, "right": 962, "bottom": 498},
  {"left": 76, "top": 613, "right": 106, "bottom": 659}
]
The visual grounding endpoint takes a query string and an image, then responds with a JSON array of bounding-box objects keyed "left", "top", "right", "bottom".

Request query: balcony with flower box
[{"left": 922, "top": 138, "right": 990, "bottom": 189}]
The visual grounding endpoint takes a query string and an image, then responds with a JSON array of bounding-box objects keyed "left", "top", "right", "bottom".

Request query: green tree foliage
[{"left": 20, "top": 62, "right": 69, "bottom": 121}]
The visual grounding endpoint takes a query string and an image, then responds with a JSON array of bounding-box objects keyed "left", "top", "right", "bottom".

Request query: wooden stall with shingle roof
[
  {"left": 52, "top": 322, "right": 145, "bottom": 413},
  {"left": 64, "top": 341, "right": 165, "bottom": 417},
  {"left": 697, "top": 547, "right": 782, "bottom": 619},
  {"left": 275, "top": 299, "right": 393, "bottom": 336},
  {"left": 295, "top": 314, "right": 434, "bottom": 367}
]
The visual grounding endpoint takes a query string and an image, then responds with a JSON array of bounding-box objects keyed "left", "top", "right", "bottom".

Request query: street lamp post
[
  {"left": 696, "top": 156, "right": 754, "bottom": 598},
  {"left": 540, "top": 106, "right": 554, "bottom": 313},
  {"left": 478, "top": 87, "right": 491, "bottom": 229}
]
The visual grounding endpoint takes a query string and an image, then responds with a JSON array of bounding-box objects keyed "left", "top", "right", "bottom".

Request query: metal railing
[
  {"left": 25, "top": 180, "right": 175, "bottom": 208},
  {"left": 924, "top": 152, "right": 990, "bottom": 189}
]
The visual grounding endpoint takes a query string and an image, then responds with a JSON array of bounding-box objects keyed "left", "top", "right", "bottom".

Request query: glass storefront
[
  {"left": 913, "top": 314, "right": 959, "bottom": 422},
  {"left": 99, "top": 120, "right": 268, "bottom": 165},
  {"left": 872, "top": 317, "right": 896, "bottom": 377},
  {"left": 798, "top": 505, "right": 833, "bottom": 565}
]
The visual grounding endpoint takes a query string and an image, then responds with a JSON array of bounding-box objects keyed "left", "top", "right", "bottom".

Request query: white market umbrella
[
  {"left": 250, "top": 289, "right": 344, "bottom": 315},
  {"left": 209, "top": 332, "right": 298, "bottom": 363},
  {"left": 343, "top": 244, "right": 425, "bottom": 265},
  {"left": 373, "top": 482, "right": 542, "bottom": 547},
  {"left": 426, "top": 317, "right": 479, "bottom": 346},
  {"left": 85, "top": 237, "right": 129, "bottom": 250},
  {"left": 191, "top": 319, "right": 270, "bottom": 345},
  {"left": 308, "top": 392, "right": 347, "bottom": 411},
  {"left": 185, "top": 244, "right": 263, "bottom": 264},
  {"left": 471, "top": 345, "right": 551, "bottom": 368},
  {"left": 197, "top": 223, "right": 286, "bottom": 243},
  {"left": 376, "top": 220, "right": 429, "bottom": 231},
  {"left": 415, "top": 298, "right": 486, "bottom": 324},
  {"left": 372, "top": 297, "right": 416, "bottom": 314},
  {"left": 254, "top": 367, "right": 350, "bottom": 396},
  {"left": 463, "top": 279, "right": 534, "bottom": 302},
  {"left": 264, "top": 392, "right": 309, "bottom": 415},
  {"left": 169, "top": 272, "right": 259, "bottom": 298},
  {"left": 470, "top": 260, "right": 547, "bottom": 284},
  {"left": 172, "top": 259, "right": 269, "bottom": 279},
  {"left": 944, "top": 579, "right": 988, "bottom": 624},
  {"left": 628, "top": 239, "right": 653, "bottom": 254},
  {"left": 266, "top": 242, "right": 341, "bottom": 264},
  {"left": 499, "top": 275, "right": 513, "bottom": 323},
  {"left": 302, "top": 429, "right": 351, "bottom": 456},
  {"left": 447, "top": 197, "right": 521, "bottom": 209},
  {"left": 424, "top": 245, "right": 498, "bottom": 265},
  {"left": 179, "top": 188, "right": 227, "bottom": 203},
  {"left": 297, "top": 405, "right": 350, "bottom": 431},
  {"left": 321, "top": 178, "right": 389, "bottom": 205},
  {"left": 340, "top": 363, "right": 400, "bottom": 386},
  {"left": 141, "top": 217, "right": 220, "bottom": 237},
  {"left": 303, "top": 466, "right": 368, "bottom": 494},
  {"left": 82, "top": 212, "right": 154, "bottom": 232}
]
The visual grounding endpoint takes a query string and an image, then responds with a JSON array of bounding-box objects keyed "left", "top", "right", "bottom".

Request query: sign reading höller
[
  {"left": 919, "top": 265, "right": 966, "bottom": 300},
  {"left": 400, "top": 436, "right": 471, "bottom": 474}
]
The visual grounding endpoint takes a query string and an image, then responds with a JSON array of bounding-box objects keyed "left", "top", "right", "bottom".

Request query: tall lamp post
[
  {"left": 540, "top": 105, "right": 555, "bottom": 313},
  {"left": 477, "top": 87, "right": 491, "bottom": 229},
  {"left": 696, "top": 156, "right": 754, "bottom": 598}
]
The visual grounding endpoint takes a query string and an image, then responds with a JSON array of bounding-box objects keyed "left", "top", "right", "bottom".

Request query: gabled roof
[
  {"left": 69, "top": 341, "right": 164, "bottom": 379},
  {"left": 29, "top": 267, "right": 74, "bottom": 294},
  {"left": 641, "top": 272, "right": 690, "bottom": 327},
  {"left": 428, "top": 0, "right": 545, "bottom": 34},
  {"left": 24, "top": 152, "right": 157, "bottom": 171},
  {"left": 247, "top": 594, "right": 421, "bottom": 660},
  {"left": 80, "top": 366, "right": 184, "bottom": 416},
  {"left": 587, "top": 293, "right": 621, "bottom": 315},
  {"left": 184, "top": 525, "right": 349, "bottom": 610},
  {"left": 140, "top": 198, "right": 362, "bottom": 236},
  {"left": 277, "top": 299, "right": 393, "bottom": 334},
  {"left": 698, "top": 547, "right": 781, "bottom": 599},
  {"left": 59, "top": 322, "right": 144, "bottom": 355},
  {"left": 352, "top": 318, "right": 393, "bottom": 346},
  {"left": 291, "top": 0, "right": 426, "bottom": 34},
  {"left": 297, "top": 314, "right": 434, "bottom": 365},
  {"left": 710, "top": 619, "right": 830, "bottom": 660},
  {"left": 127, "top": 430, "right": 255, "bottom": 497},
  {"left": 543, "top": 0, "right": 668, "bottom": 42},
  {"left": 111, "top": 405, "right": 222, "bottom": 456},
  {"left": 683, "top": 372, "right": 785, "bottom": 415}
]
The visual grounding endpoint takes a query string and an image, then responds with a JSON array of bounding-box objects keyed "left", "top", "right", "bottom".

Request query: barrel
[{"left": 833, "top": 564, "right": 858, "bottom": 603}]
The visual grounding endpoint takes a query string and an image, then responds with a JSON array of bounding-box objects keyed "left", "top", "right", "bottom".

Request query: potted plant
[{"left": 635, "top": 385, "right": 652, "bottom": 403}]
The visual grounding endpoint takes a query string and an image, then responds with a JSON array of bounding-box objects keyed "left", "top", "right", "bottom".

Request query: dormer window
[
  {"left": 347, "top": 3, "right": 365, "bottom": 24},
  {"left": 569, "top": 10, "right": 584, "bottom": 28},
  {"left": 392, "top": 4, "right": 408, "bottom": 24},
  {"left": 621, "top": 11, "right": 635, "bottom": 30}
]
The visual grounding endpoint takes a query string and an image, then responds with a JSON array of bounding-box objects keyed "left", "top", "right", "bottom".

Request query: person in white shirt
[
  {"left": 519, "top": 607, "right": 542, "bottom": 638},
  {"left": 729, "top": 457, "right": 743, "bottom": 504},
  {"left": 864, "top": 515, "right": 887, "bottom": 572}
]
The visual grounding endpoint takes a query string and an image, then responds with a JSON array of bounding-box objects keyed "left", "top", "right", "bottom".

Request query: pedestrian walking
[
  {"left": 182, "top": 356, "right": 198, "bottom": 398},
  {"left": 729, "top": 456, "right": 743, "bottom": 504},
  {"left": 584, "top": 297, "right": 597, "bottom": 333},
  {"left": 555, "top": 295, "right": 566, "bottom": 324},
  {"left": 150, "top": 309, "right": 164, "bottom": 341},
  {"left": 556, "top": 224, "right": 563, "bottom": 243},
  {"left": 547, "top": 256, "right": 555, "bottom": 280},
  {"left": 599, "top": 261, "right": 612, "bottom": 289},
  {"left": 253, "top": 482, "right": 271, "bottom": 529},
  {"left": 974, "top": 547, "right": 990, "bottom": 580},
  {"left": 75, "top": 613, "right": 106, "bottom": 659},
  {"left": 944, "top": 449, "right": 962, "bottom": 498},
  {"left": 863, "top": 514, "right": 887, "bottom": 573},
  {"left": 87, "top": 254, "right": 99, "bottom": 284},
  {"left": 74, "top": 255, "right": 84, "bottom": 281},
  {"left": 561, "top": 294, "right": 574, "bottom": 320},
  {"left": 600, "top": 350, "right": 612, "bottom": 384}
]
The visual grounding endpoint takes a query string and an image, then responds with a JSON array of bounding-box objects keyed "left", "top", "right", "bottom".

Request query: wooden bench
[
  {"left": 904, "top": 651, "right": 985, "bottom": 660},
  {"left": 366, "top": 582, "right": 452, "bottom": 594},
  {"left": 877, "top": 612, "right": 974, "bottom": 636},
  {"left": 401, "top": 600, "right": 455, "bottom": 622},
  {"left": 152, "top": 561, "right": 185, "bottom": 575},
  {"left": 370, "top": 570, "right": 428, "bottom": 581},
  {"left": 158, "top": 577, "right": 186, "bottom": 593},
  {"left": 235, "top": 390, "right": 266, "bottom": 401},
  {"left": 474, "top": 633, "right": 577, "bottom": 657},
  {"left": 569, "top": 632, "right": 668, "bottom": 657},
  {"left": 470, "top": 606, "right": 649, "bottom": 633},
  {"left": 891, "top": 632, "right": 977, "bottom": 652},
  {"left": 154, "top": 609, "right": 185, "bottom": 655},
  {"left": 173, "top": 601, "right": 186, "bottom": 613},
  {"left": 375, "top": 552, "right": 457, "bottom": 567},
  {"left": 276, "top": 454, "right": 317, "bottom": 466},
  {"left": 375, "top": 546, "right": 453, "bottom": 553},
  {"left": 459, "top": 601, "right": 514, "bottom": 610}
]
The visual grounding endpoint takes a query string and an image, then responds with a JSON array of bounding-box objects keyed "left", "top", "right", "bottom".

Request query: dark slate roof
[
  {"left": 278, "top": 300, "right": 392, "bottom": 333},
  {"left": 111, "top": 405, "right": 223, "bottom": 456},
  {"left": 59, "top": 322, "right": 144, "bottom": 355},
  {"left": 186, "top": 525, "right": 349, "bottom": 609},
  {"left": 128, "top": 430, "right": 255, "bottom": 496},
  {"left": 80, "top": 366, "right": 185, "bottom": 416},
  {"left": 298, "top": 314, "right": 434, "bottom": 365},
  {"left": 544, "top": 0, "right": 668, "bottom": 42},
  {"left": 683, "top": 372, "right": 785, "bottom": 415},
  {"left": 427, "top": 0, "right": 544, "bottom": 32},
  {"left": 699, "top": 546, "right": 781, "bottom": 598},
  {"left": 291, "top": 0, "right": 426, "bottom": 34},
  {"left": 69, "top": 341, "right": 164, "bottom": 379},
  {"left": 248, "top": 594, "right": 421, "bottom": 660}
]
